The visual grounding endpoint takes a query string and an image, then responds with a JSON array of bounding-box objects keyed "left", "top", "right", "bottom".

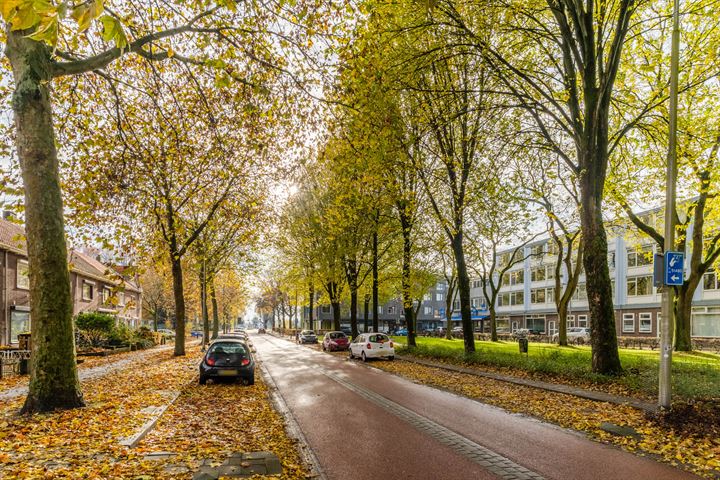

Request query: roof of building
[{"left": 0, "top": 218, "right": 141, "bottom": 293}]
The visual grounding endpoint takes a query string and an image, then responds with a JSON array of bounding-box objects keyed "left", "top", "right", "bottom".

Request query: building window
[
  {"left": 530, "top": 243, "right": 544, "bottom": 256},
  {"left": 16, "top": 259, "right": 29, "bottom": 290},
  {"left": 530, "top": 288, "right": 546, "bottom": 304},
  {"left": 453, "top": 299, "right": 460, "bottom": 310},
  {"left": 577, "top": 314, "right": 588, "bottom": 328},
  {"left": 703, "top": 270, "right": 719, "bottom": 291},
  {"left": 321, "top": 305, "right": 331, "bottom": 313},
  {"left": 546, "top": 241, "right": 559, "bottom": 256},
  {"left": 546, "top": 287, "right": 555, "bottom": 302},
  {"left": 639, "top": 313, "right": 652, "bottom": 333},
  {"left": 496, "top": 316, "right": 510, "bottom": 333},
  {"left": 378, "top": 306, "right": 383, "bottom": 314},
  {"left": 627, "top": 244, "right": 654, "bottom": 268},
  {"left": 573, "top": 284, "right": 588, "bottom": 301},
  {"left": 437, "top": 282, "right": 445, "bottom": 290},
  {"left": 530, "top": 267, "right": 545, "bottom": 282},
  {"left": 472, "top": 280, "right": 482, "bottom": 289},
  {"left": 102, "top": 287, "right": 111, "bottom": 304},
  {"left": 501, "top": 275, "right": 510, "bottom": 287},
  {"left": 387, "top": 306, "right": 396, "bottom": 314},
  {"left": 10, "top": 310, "right": 31, "bottom": 344},
  {"left": 510, "top": 270, "right": 524, "bottom": 286},
  {"left": 118, "top": 292, "right": 126, "bottom": 306},
  {"left": 498, "top": 252, "right": 511, "bottom": 267},
  {"left": 627, "top": 275, "right": 653, "bottom": 296},
  {"left": 423, "top": 293, "right": 431, "bottom": 301},
  {"left": 567, "top": 315, "right": 575, "bottom": 328},
  {"left": 436, "top": 293, "right": 443, "bottom": 302},
  {"left": 691, "top": 307, "right": 720, "bottom": 337},
  {"left": 526, "top": 315, "right": 545, "bottom": 333},
  {"left": 623, "top": 313, "right": 635, "bottom": 333},
  {"left": 510, "top": 291, "right": 524, "bottom": 306},
  {"left": 424, "top": 306, "right": 432, "bottom": 315},
  {"left": 498, "top": 293, "right": 510, "bottom": 306},
  {"left": 82, "top": 281, "right": 94, "bottom": 301}
]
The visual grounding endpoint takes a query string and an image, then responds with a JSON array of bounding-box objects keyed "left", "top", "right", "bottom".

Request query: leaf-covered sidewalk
[
  {"left": 0, "top": 346, "right": 309, "bottom": 479},
  {"left": 369, "top": 358, "right": 720, "bottom": 479}
]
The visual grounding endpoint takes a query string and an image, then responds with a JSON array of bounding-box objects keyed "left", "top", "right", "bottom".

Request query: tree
[
  {"left": 139, "top": 263, "right": 173, "bottom": 332},
  {"left": 1, "top": 0, "right": 311, "bottom": 412}
]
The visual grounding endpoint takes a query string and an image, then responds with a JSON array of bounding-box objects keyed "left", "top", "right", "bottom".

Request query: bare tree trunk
[
  {"left": 401, "top": 225, "right": 416, "bottom": 347},
  {"left": 445, "top": 280, "right": 455, "bottom": 340},
  {"left": 308, "top": 281, "right": 314, "bottom": 330},
  {"left": 363, "top": 294, "right": 370, "bottom": 333},
  {"left": 451, "top": 232, "right": 475, "bottom": 353},
  {"left": 210, "top": 275, "right": 219, "bottom": 339},
  {"left": 675, "top": 283, "right": 694, "bottom": 351},
  {"left": 200, "top": 267, "right": 209, "bottom": 346},
  {"left": 331, "top": 300, "right": 341, "bottom": 332},
  {"left": 372, "top": 229, "right": 379, "bottom": 332},
  {"left": 170, "top": 257, "right": 186, "bottom": 356},
  {"left": 580, "top": 170, "right": 621, "bottom": 374},
  {"left": 7, "top": 31, "right": 85, "bottom": 413}
]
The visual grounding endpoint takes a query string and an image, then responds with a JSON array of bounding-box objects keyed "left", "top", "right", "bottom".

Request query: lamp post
[{"left": 659, "top": 0, "right": 680, "bottom": 409}]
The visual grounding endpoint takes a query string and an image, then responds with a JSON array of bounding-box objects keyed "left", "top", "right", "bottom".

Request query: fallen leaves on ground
[
  {"left": 371, "top": 359, "right": 720, "bottom": 479},
  {"left": 0, "top": 346, "right": 309, "bottom": 479}
]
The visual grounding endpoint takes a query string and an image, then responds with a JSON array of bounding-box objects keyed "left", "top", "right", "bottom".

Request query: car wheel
[
  {"left": 322, "top": 344, "right": 326, "bottom": 351},
  {"left": 388, "top": 356, "right": 394, "bottom": 361},
  {"left": 244, "top": 375, "right": 255, "bottom": 386},
  {"left": 349, "top": 350, "right": 354, "bottom": 359},
  {"left": 199, "top": 375, "right": 207, "bottom": 385},
  {"left": 361, "top": 351, "right": 368, "bottom": 362}
]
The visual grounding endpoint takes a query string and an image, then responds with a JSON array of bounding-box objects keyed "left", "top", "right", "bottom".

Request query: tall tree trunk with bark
[
  {"left": 7, "top": 31, "right": 85, "bottom": 413},
  {"left": 363, "top": 294, "right": 370, "bottom": 333},
  {"left": 210, "top": 275, "right": 219, "bottom": 339},
  {"left": 308, "top": 281, "right": 314, "bottom": 330},
  {"left": 401, "top": 221, "right": 416, "bottom": 347},
  {"left": 346, "top": 257, "right": 360, "bottom": 339},
  {"left": 579, "top": 162, "right": 621, "bottom": 374},
  {"left": 170, "top": 257, "right": 186, "bottom": 356},
  {"left": 451, "top": 232, "right": 474, "bottom": 353},
  {"left": 200, "top": 268, "right": 209, "bottom": 346},
  {"left": 372, "top": 229, "right": 379, "bottom": 332}
]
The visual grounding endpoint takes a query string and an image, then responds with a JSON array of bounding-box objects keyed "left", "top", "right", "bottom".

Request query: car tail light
[
  {"left": 206, "top": 357, "right": 215, "bottom": 366},
  {"left": 366, "top": 343, "right": 372, "bottom": 349},
  {"left": 241, "top": 358, "right": 250, "bottom": 366},
  {"left": 389, "top": 341, "right": 394, "bottom": 348}
]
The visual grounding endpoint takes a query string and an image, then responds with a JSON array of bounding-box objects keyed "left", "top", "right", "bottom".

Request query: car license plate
[{"left": 218, "top": 369, "right": 238, "bottom": 376}]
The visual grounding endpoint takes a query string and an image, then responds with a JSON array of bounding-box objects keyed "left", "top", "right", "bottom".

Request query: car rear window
[
  {"left": 329, "top": 332, "right": 346, "bottom": 339},
  {"left": 369, "top": 334, "right": 389, "bottom": 343},
  {"left": 301, "top": 331, "right": 315, "bottom": 335},
  {"left": 208, "top": 343, "right": 247, "bottom": 355}
]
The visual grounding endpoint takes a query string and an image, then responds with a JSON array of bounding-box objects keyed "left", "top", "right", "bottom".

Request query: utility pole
[{"left": 659, "top": 0, "right": 680, "bottom": 409}]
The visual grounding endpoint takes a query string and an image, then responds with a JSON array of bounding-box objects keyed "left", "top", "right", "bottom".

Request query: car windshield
[
  {"left": 301, "top": 331, "right": 315, "bottom": 335},
  {"left": 208, "top": 343, "right": 247, "bottom": 356},
  {"left": 329, "top": 332, "right": 346, "bottom": 339},
  {"left": 369, "top": 334, "right": 389, "bottom": 343}
]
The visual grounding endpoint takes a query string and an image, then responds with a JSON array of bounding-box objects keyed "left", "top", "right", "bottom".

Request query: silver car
[{"left": 552, "top": 327, "right": 591, "bottom": 343}]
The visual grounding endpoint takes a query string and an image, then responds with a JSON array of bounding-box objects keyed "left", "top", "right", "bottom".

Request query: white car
[
  {"left": 552, "top": 327, "right": 591, "bottom": 343},
  {"left": 349, "top": 333, "right": 395, "bottom": 362}
]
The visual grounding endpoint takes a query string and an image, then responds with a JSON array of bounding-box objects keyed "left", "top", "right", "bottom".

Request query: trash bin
[
  {"left": 19, "top": 359, "right": 29, "bottom": 375},
  {"left": 518, "top": 337, "right": 529, "bottom": 354}
]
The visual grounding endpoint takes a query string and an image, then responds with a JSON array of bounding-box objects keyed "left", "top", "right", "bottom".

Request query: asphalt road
[{"left": 253, "top": 334, "right": 700, "bottom": 480}]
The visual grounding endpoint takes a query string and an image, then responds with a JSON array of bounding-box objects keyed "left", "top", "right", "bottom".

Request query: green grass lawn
[{"left": 391, "top": 336, "right": 720, "bottom": 400}]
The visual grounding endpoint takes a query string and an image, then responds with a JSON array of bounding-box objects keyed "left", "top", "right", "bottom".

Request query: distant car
[
  {"left": 322, "top": 331, "right": 350, "bottom": 351},
  {"left": 216, "top": 333, "right": 248, "bottom": 342},
  {"left": 350, "top": 333, "right": 395, "bottom": 362},
  {"left": 199, "top": 339, "right": 255, "bottom": 385},
  {"left": 190, "top": 330, "right": 204, "bottom": 338},
  {"left": 340, "top": 326, "right": 352, "bottom": 336},
  {"left": 395, "top": 328, "right": 408, "bottom": 336},
  {"left": 298, "top": 330, "right": 318, "bottom": 344},
  {"left": 451, "top": 326, "right": 464, "bottom": 336},
  {"left": 258, "top": 327, "right": 266, "bottom": 334},
  {"left": 552, "top": 327, "right": 591, "bottom": 344}
]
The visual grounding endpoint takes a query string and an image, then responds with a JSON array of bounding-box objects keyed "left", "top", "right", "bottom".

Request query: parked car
[
  {"left": 190, "top": 330, "right": 203, "bottom": 338},
  {"left": 298, "top": 330, "right": 318, "bottom": 344},
  {"left": 451, "top": 326, "right": 464, "bottom": 336},
  {"left": 258, "top": 327, "right": 266, "bottom": 334},
  {"left": 395, "top": 328, "right": 408, "bottom": 336},
  {"left": 340, "top": 326, "right": 352, "bottom": 336},
  {"left": 322, "top": 331, "right": 350, "bottom": 351},
  {"left": 349, "top": 333, "right": 395, "bottom": 362},
  {"left": 199, "top": 339, "right": 254, "bottom": 385},
  {"left": 552, "top": 327, "right": 591, "bottom": 344}
]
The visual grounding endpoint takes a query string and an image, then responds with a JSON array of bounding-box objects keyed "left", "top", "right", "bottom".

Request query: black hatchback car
[{"left": 199, "top": 339, "right": 255, "bottom": 385}]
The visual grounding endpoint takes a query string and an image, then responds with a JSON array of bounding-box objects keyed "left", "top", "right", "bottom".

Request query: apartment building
[
  {"left": 494, "top": 209, "right": 720, "bottom": 339},
  {"left": 307, "top": 279, "right": 490, "bottom": 332},
  {"left": 0, "top": 218, "right": 142, "bottom": 345}
]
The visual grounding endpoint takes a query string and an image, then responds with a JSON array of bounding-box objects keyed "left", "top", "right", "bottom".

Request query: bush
[
  {"left": 107, "top": 322, "right": 133, "bottom": 346},
  {"left": 76, "top": 312, "right": 116, "bottom": 333},
  {"left": 77, "top": 329, "right": 109, "bottom": 349}
]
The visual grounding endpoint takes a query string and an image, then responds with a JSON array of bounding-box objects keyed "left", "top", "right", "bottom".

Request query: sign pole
[{"left": 659, "top": 0, "right": 681, "bottom": 410}]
